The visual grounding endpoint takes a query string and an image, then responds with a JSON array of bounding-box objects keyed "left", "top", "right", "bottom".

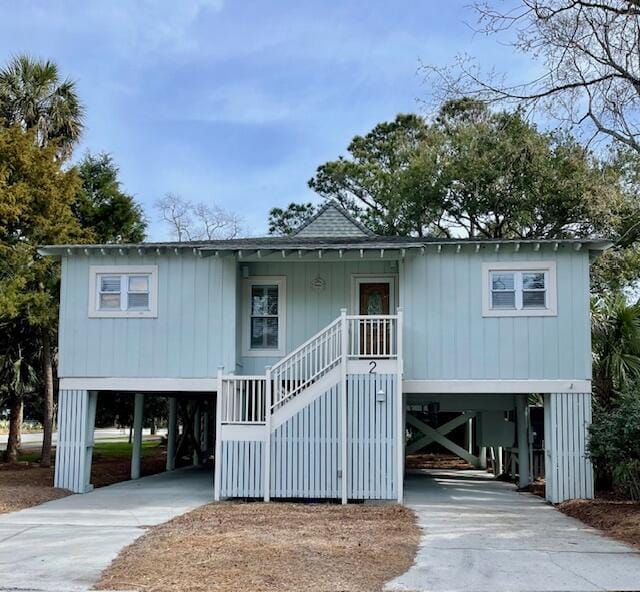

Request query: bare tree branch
[
  {"left": 154, "top": 193, "right": 244, "bottom": 241},
  {"left": 423, "top": 0, "right": 640, "bottom": 151},
  {"left": 155, "top": 193, "right": 193, "bottom": 242}
]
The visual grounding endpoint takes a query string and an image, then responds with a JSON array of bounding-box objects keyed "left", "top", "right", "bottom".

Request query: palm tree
[
  {"left": 0, "top": 55, "right": 84, "bottom": 466},
  {"left": 591, "top": 292, "right": 640, "bottom": 407},
  {"left": 0, "top": 54, "right": 84, "bottom": 157}
]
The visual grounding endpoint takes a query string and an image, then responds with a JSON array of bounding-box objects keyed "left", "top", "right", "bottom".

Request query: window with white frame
[
  {"left": 243, "top": 277, "right": 286, "bottom": 356},
  {"left": 89, "top": 266, "right": 158, "bottom": 318},
  {"left": 482, "top": 262, "right": 557, "bottom": 317}
]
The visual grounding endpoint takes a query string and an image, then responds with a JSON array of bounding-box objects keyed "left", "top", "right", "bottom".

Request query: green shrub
[{"left": 588, "top": 392, "right": 640, "bottom": 499}]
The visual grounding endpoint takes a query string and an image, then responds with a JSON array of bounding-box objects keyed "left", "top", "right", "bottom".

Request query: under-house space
[{"left": 55, "top": 390, "right": 216, "bottom": 493}]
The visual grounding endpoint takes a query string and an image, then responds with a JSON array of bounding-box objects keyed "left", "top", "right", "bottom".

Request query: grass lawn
[
  {"left": 96, "top": 502, "right": 420, "bottom": 592},
  {"left": 0, "top": 439, "right": 167, "bottom": 514}
]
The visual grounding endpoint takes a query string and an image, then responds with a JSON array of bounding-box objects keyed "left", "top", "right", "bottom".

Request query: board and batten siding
[
  {"left": 544, "top": 392, "right": 594, "bottom": 503},
  {"left": 400, "top": 247, "right": 591, "bottom": 381},
  {"left": 54, "top": 389, "right": 97, "bottom": 493},
  {"left": 219, "top": 440, "right": 264, "bottom": 498},
  {"left": 58, "top": 253, "right": 237, "bottom": 378},
  {"left": 237, "top": 260, "right": 396, "bottom": 374},
  {"left": 347, "top": 374, "right": 397, "bottom": 500},
  {"left": 270, "top": 384, "right": 342, "bottom": 498}
]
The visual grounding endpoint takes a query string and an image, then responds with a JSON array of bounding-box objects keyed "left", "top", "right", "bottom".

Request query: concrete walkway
[
  {"left": 386, "top": 469, "right": 640, "bottom": 592},
  {"left": 0, "top": 466, "right": 213, "bottom": 592}
]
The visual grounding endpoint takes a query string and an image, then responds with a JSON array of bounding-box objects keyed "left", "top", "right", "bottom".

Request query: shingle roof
[
  {"left": 38, "top": 236, "right": 613, "bottom": 257},
  {"left": 291, "top": 201, "right": 375, "bottom": 237}
]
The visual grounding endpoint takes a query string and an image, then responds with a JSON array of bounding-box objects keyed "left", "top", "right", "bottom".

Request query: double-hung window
[
  {"left": 243, "top": 277, "right": 286, "bottom": 356},
  {"left": 482, "top": 262, "right": 557, "bottom": 317},
  {"left": 89, "top": 266, "right": 158, "bottom": 318}
]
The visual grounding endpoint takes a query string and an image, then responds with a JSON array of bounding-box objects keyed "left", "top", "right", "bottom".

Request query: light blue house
[{"left": 39, "top": 202, "right": 609, "bottom": 504}]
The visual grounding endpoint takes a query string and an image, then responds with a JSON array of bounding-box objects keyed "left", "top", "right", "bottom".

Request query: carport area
[
  {"left": 54, "top": 389, "right": 217, "bottom": 494},
  {"left": 404, "top": 391, "right": 594, "bottom": 503},
  {"left": 387, "top": 469, "right": 640, "bottom": 592}
]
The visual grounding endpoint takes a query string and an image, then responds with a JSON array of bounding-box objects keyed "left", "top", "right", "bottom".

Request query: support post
[
  {"left": 340, "top": 307, "right": 348, "bottom": 504},
  {"left": 83, "top": 391, "right": 98, "bottom": 492},
  {"left": 516, "top": 394, "right": 530, "bottom": 488},
  {"left": 479, "top": 447, "right": 487, "bottom": 469},
  {"left": 131, "top": 393, "right": 144, "bottom": 480},
  {"left": 166, "top": 396, "right": 177, "bottom": 471},
  {"left": 466, "top": 418, "right": 473, "bottom": 454},
  {"left": 203, "top": 408, "right": 209, "bottom": 458},
  {"left": 396, "top": 307, "right": 404, "bottom": 503},
  {"left": 214, "top": 367, "right": 224, "bottom": 501},
  {"left": 193, "top": 404, "right": 201, "bottom": 466},
  {"left": 264, "top": 366, "right": 272, "bottom": 502}
]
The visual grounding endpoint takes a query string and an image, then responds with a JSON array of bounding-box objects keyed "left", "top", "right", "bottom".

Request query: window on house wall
[
  {"left": 243, "top": 277, "right": 286, "bottom": 356},
  {"left": 89, "top": 266, "right": 158, "bottom": 318},
  {"left": 482, "top": 262, "right": 557, "bottom": 317}
]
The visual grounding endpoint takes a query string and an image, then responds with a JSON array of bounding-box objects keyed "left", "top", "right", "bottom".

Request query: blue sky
[{"left": 0, "top": 0, "right": 530, "bottom": 239}]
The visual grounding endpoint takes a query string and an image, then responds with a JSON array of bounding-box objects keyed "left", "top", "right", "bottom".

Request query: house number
[{"left": 369, "top": 361, "right": 377, "bottom": 374}]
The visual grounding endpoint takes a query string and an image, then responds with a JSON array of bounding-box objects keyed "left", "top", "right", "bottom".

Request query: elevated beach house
[{"left": 39, "top": 202, "right": 609, "bottom": 504}]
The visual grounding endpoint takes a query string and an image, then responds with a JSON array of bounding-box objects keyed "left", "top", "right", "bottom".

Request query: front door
[
  {"left": 357, "top": 281, "right": 392, "bottom": 356},
  {"left": 359, "top": 282, "right": 391, "bottom": 316}
]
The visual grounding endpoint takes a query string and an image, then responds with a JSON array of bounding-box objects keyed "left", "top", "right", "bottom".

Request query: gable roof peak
[{"left": 291, "top": 200, "right": 376, "bottom": 238}]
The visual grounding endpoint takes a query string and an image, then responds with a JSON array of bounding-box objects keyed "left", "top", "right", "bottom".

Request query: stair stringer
[{"left": 271, "top": 365, "right": 341, "bottom": 431}]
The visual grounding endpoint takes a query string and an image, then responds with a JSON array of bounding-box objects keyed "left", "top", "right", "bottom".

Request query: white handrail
[
  {"left": 271, "top": 318, "right": 343, "bottom": 410},
  {"left": 271, "top": 316, "right": 341, "bottom": 372},
  {"left": 220, "top": 375, "right": 266, "bottom": 424},
  {"left": 219, "top": 312, "right": 401, "bottom": 421},
  {"left": 347, "top": 315, "right": 398, "bottom": 358}
]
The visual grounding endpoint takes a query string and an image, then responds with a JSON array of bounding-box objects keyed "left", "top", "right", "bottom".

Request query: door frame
[{"left": 350, "top": 274, "right": 398, "bottom": 315}]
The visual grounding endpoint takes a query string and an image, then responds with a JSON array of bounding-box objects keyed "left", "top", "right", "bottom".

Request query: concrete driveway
[
  {"left": 386, "top": 469, "right": 640, "bottom": 592},
  {"left": 0, "top": 466, "right": 213, "bottom": 592}
]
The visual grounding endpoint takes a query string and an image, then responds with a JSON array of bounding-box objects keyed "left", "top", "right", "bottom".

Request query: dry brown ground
[
  {"left": 560, "top": 498, "right": 640, "bottom": 550},
  {"left": 0, "top": 464, "right": 70, "bottom": 513},
  {"left": 96, "top": 502, "right": 420, "bottom": 592},
  {"left": 0, "top": 446, "right": 167, "bottom": 514}
]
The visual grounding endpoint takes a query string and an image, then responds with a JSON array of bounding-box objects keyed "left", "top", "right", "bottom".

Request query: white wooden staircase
[{"left": 214, "top": 308, "right": 403, "bottom": 503}]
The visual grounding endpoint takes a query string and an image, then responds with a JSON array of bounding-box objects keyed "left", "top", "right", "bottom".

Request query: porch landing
[
  {"left": 0, "top": 466, "right": 212, "bottom": 592},
  {"left": 386, "top": 469, "right": 640, "bottom": 592}
]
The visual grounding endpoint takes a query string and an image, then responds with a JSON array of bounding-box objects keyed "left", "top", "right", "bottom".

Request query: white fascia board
[
  {"left": 219, "top": 424, "right": 267, "bottom": 441},
  {"left": 59, "top": 377, "right": 219, "bottom": 392},
  {"left": 402, "top": 379, "right": 591, "bottom": 394}
]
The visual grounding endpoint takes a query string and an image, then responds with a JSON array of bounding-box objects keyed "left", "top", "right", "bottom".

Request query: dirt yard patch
[
  {"left": 0, "top": 464, "right": 70, "bottom": 513},
  {"left": 96, "top": 502, "right": 420, "bottom": 592},
  {"left": 0, "top": 440, "right": 167, "bottom": 514},
  {"left": 560, "top": 498, "right": 640, "bottom": 550}
]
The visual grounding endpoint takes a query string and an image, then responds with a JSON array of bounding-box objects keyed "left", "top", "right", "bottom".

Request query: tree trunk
[
  {"left": 3, "top": 395, "right": 22, "bottom": 463},
  {"left": 40, "top": 330, "right": 54, "bottom": 468}
]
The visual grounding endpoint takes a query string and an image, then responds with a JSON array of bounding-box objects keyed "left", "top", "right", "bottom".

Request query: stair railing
[
  {"left": 270, "top": 315, "right": 343, "bottom": 411},
  {"left": 219, "top": 310, "right": 401, "bottom": 421},
  {"left": 220, "top": 375, "right": 266, "bottom": 424}
]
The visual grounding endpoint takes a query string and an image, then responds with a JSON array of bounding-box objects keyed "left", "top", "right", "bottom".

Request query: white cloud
[{"left": 25, "top": 0, "right": 225, "bottom": 57}]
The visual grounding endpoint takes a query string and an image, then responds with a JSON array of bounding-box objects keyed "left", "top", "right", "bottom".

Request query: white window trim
[
  {"left": 481, "top": 261, "right": 557, "bottom": 317},
  {"left": 88, "top": 265, "right": 158, "bottom": 318},
  {"left": 242, "top": 276, "right": 286, "bottom": 357},
  {"left": 350, "top": 274, "right": 398, "bottom": 315}
]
